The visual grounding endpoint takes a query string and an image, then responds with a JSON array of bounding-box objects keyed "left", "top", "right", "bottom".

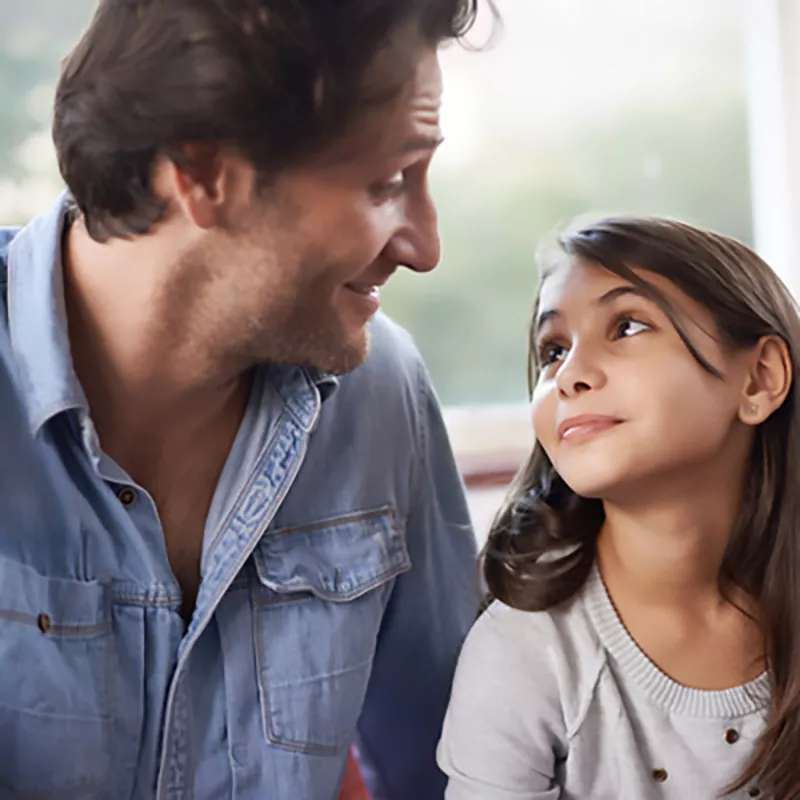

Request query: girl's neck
[
  {"left": 596, "top": 494, "right": 764, "bottom": 690},
  {"left": 597, "top": 480, "right": 749, "bottom": 614}
]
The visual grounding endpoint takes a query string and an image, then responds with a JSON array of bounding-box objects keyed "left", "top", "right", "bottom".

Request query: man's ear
[{"left": 154, "top": 143, "right": 254, "bottom": 230}]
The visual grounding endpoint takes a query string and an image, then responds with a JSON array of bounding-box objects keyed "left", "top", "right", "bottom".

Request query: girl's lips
[{"left": 557, "top": 414, "right": 621, "bottom": 442}]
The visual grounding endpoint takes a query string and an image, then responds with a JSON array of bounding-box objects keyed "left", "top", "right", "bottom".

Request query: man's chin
[
  {"left": 305, "top": 328, "right": 371, "bottom": 376},
  {"left": 255, "top": 321, "right": 371, "bottom": 375}
]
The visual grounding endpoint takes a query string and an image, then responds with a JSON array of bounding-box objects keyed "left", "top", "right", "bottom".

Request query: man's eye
[{"left": 371, "top": 172, "right": 406, "bottom": 199}]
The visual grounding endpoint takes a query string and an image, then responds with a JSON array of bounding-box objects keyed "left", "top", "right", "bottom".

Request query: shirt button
[
  {"left": 117, "top": 486, "right": 137, "bottom": 508},
  {"left": 652, "top": 768, "right": 668, "bottom": 783},
  {"left": 724, "top": 728, "right": 740, "bottom": 744},
  {"left": 37, "top": 613, "right": 52, "bottom": 634}
]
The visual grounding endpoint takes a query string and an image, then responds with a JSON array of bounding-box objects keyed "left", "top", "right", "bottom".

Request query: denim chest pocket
[
  {"left": 251, "top": 506, "right": 410, "bottom": 756},
  {"left": 0, "top": 554, "right": 112, "bottom": 798}
]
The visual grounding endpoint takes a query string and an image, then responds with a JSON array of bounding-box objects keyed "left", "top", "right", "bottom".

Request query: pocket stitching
[
  {"left": 264, "top": 504, "right": 396, "bottom": 539},
  {"left": 267, "top": 655, "right": 375, "bottom": 690},
  {"left": 0, "top": 608, "right": 111, "bottom": 637},
  {"left": 252, "top": 506, "right": 409, "bottom": 602},
  {"left": 253, "top": 509, "right": 407, "bottom": 755},
  {"left": 254, "top": 586, "right": 386, "bottom": 757},
  {"left": 0, "top": 566, "right": 114, "bottom": 796},
  {"left": 253, "top": 558, "right": 410, "bottom": 606}
]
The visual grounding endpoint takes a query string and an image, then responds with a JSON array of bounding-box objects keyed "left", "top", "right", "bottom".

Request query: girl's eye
[
  {"left": 615, "top": 317, "right": 651, "bottom": 338},
  {"left": 539, "top": 342, "right": 567, "bottom": 366}
]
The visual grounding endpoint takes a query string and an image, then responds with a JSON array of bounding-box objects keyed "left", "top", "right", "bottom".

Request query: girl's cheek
[{"left": 531, "top": 383, "right": 554, "bottom": 440}]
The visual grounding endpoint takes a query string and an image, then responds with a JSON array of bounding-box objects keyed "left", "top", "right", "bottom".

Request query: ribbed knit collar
[{"left": 583, "top": 563, "right": 770, "bottom": 718}]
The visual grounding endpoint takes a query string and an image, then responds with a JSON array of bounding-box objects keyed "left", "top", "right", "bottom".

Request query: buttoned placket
[{"left": 155, "top": 374, "right": 324, "bottom": 799}]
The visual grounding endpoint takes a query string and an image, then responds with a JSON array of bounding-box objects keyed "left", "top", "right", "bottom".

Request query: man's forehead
[{"left": 314, "top": 45, "right": 442, "bottom": 166}]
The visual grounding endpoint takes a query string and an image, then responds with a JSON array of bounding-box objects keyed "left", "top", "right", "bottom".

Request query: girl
[{"left": 437, "top": 217, "right": 800, "bottom": 798}]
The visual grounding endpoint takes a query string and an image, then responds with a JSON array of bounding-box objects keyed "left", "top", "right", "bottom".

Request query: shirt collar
[{"left": 8, "top": 192, "right": 87, "bottom": 433}]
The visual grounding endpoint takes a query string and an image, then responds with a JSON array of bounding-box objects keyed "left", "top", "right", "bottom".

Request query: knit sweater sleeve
[{"left": 436, "top": 601, "right": 570, "bottom": 799}]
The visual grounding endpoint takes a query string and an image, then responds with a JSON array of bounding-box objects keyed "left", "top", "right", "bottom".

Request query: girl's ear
[{"left": 738, "top": 335, "right": 792, "bottom": 425}]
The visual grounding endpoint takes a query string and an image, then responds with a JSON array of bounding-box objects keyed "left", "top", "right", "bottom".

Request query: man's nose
[{"left": 385, "top": 194, "right": 441, "bottom": 273}]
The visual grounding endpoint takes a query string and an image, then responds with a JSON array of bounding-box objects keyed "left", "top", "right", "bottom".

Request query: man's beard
[{"left": 245, "top": 305, "right": 372, "bottom": 375}]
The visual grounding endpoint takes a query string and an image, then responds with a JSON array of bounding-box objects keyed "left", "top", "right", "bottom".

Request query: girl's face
[{"left": 532, "top": 256, "right": 756, "bottom": 502}]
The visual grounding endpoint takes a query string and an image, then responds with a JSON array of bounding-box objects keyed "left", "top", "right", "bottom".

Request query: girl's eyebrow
[{"left": 534, "top": 284, "right": 647, "bottom": 335}]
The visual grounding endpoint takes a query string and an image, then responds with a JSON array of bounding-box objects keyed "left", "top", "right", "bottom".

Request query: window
[{"left": 382, "top": 0, "right": 750, "bottom": 407}]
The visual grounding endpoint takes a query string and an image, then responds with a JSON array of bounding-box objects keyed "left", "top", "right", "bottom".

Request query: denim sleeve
[{"left": 356, "top": 360, "right": 480, "bottom": 800}]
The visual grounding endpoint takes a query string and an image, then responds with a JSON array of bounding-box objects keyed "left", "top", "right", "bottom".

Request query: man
[{"left": 0, "top": 1, "right": 488, "bottom": 798}]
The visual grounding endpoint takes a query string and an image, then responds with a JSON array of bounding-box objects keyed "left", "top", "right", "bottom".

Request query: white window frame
[{"left": 744, "top": 0, "right": 800, "bottom": 297}]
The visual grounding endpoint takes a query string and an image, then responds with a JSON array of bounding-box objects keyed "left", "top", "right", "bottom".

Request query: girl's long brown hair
[{"left": 483, "top": 216, "right": 800, "bottom": 797}]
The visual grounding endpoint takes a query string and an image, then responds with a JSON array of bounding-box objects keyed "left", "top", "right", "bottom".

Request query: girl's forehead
[
  {"left": 538, "top": 257, "right": 626, "bottom": 308},
  {"left": 537, "top": 255, "right": 720, "bottom": 342}
]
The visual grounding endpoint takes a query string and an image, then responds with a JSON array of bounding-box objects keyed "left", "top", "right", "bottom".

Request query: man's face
[{"left": 196, "top": 46, "right": 444, "bottom": 374}]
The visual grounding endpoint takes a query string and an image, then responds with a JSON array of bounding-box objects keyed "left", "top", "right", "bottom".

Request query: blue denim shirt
[{"left": 0, "top": 196, "right": 478, "bottom": 800}]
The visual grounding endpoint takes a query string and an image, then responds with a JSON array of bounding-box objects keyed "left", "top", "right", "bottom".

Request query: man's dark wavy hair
[{"left": 53, "top": 0, "right": 495, "bottom": 242}]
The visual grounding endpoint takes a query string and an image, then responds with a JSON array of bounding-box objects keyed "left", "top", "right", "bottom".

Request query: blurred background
[{"left": 1, "top": 0, "right": 796, "bottom": 538}]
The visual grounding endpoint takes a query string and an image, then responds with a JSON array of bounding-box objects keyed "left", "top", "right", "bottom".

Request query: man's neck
[{"left": 62, "top": 219, "right": 251, "bottom": 461}]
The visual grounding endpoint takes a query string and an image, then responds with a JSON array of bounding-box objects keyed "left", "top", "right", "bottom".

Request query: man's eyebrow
[{"left": 534, "top": 285, "right": 647, "bottom": 335}]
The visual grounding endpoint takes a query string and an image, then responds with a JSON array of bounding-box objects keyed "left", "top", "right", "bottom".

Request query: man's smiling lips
[
  {"left": 343, "top": 280, "right": 383, "bottom": 318},
  {"left": 557, "top": 414, "right": 622, "bottom": 443},
  {"left": 345, "top": 282, "right": 381, "bottom": 296},
  {"left": 343, "top": 270, "right": 395, "bottom": 318}
]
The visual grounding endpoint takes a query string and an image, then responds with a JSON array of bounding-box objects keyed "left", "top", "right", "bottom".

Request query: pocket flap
[
  {"left": 252, "top": 506, "right": 409, "bottom": 601},
  {"left": 0, "top": 554, "right": 109, "bottom": 636}
]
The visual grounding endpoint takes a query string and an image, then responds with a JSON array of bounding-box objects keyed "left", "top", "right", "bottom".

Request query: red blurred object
[{"left": 338, "top": 749, "right": 371, "bottom": 800}]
